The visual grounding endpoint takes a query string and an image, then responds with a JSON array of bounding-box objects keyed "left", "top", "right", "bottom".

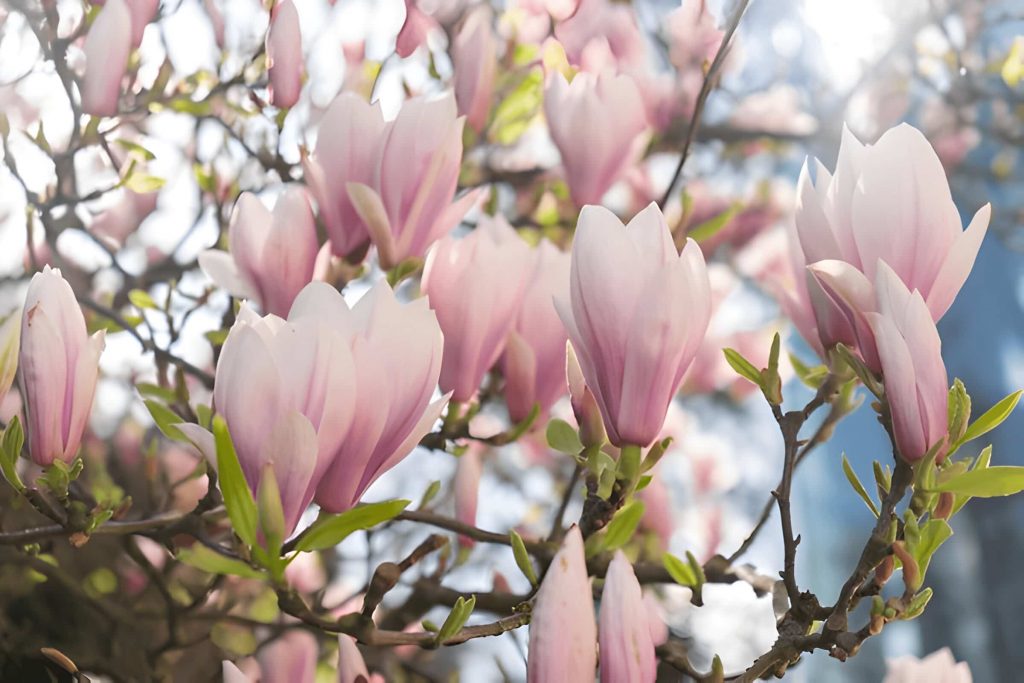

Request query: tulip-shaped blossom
[
  {"left": 198, "top": 188, "right": 318, "bottom": 317},
  {"left": 267, "top": 0, "right": 303, "bottom": 108},
  {"left": 793, "top": 124, "right": 990, "bottom": 365},
  {"left": 301, "top": 94, "right": 388, "bottom": 260},
  {"left": 862, "top": 266, "right": 949, "bottom": 462},
  {"left": 347, "top": 93, "right": 483, "bottom": 269},
  {"left": 544, "top": 72, "right": 647, "bottom": 207},
  {"left": 81, "top": 0, "right": 132, "bottom": 117},
  {"left": 0, "top": 310, "right": 21, "bottom": 404},
  {"left": 453, "top": 446, "right": 482, "bottom": 547},
  {"left": 452, "top": 6, "right": 497, "bottom": 133},
  {"left": 883, "top": 648, "right": 972, "bottom": 683},
  {"left": 19, "top": 268, "right": 106, "bottom": 466},
  {"left": 527, "top": 526, "right": 596, "bottom": 682},
  {"left": 308, "top": 282, "right": 447, "bottom": 513},
  {"left": 258, "top": 630, "right": 317, "bottom": 683},
  {"left": 502, "top": 241, "right": 570, "bottom": 423},
  {"left": 422, "top": 215, "right": 532, "bottom": 403},
  {"left": 557, "top": 203, "right": 711, "bottom": 447},
  {"left": 600, "top": 551, "right": 656, "bottom": 683}
]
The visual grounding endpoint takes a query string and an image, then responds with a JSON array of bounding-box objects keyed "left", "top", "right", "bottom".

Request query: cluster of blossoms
[{"left": 0, "top": 0, "right": 1017, "bottom": 680}]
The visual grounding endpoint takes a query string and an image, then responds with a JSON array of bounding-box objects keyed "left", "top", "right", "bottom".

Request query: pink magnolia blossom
[
  {"left": 554, "top": 0, "right": 645, "bottom": 72},
  {"left": 527, "top": 526, "right": 596, "bottom": 682},
  {"left": 544, "top": 72, "right": 647, "bottom": 207},
  {"left": 599, "top": 551, "right": 657, "bottom": 683},
  {"left": 667, "top": 0, "right": 724, "bottom": 70},
  {"left": 643, "top": 591, "right": 669, "bottom": 647},
  {"left": 793, "top": 124, "right": 990, "bottom": 366},
  {"left": 338, "top": 636, "right": 385, "bottom": 683},
  {"left": 502, "top": 240, "right": 570, "bottom": 423},
  {"left": 883, "top": 648, "right": 972, "bottom": 683},
  {"left": 126, "top": 0, "right": 158, "bottom": 47},
  {"left": 557, "top": 203, "right": 711, "bottom": 447},
  {"left": 638, "top": 473, "right": 673, "bottom": 549},
  {"left": 422, "top": 215, "right": 532, "bottom": 403},
  {"left": 258, "top": 630, "right": 318, "bottom": 683},
  {"left": 19, "top": 267, "right": 106, "bottom": 466},
  {"left": 302, "top": 93, "right": 389, "bottom": 260},
  {"left": 90, "top": 189, "right": 158, "bottom": 247},
  {"left": 266, "top": 0, "right": 303, "bottom": 108},
  {"left": 452, "top": 6, "right": 497, "bottom": 133},
  {"left": 862, "top": 265, "right": 949, "bottom": 462},
  {"left": 222, "top": 661, "right": 250, "bottom": 683},
  {"left": 81, "top": 0, "right": 132, "bottom": 117},
  {"left": 346, "top": 92, "right": 484, "bottom": 269},
  {"left": 396, "top": 0, "right": 440, "bottom": 58},
  {"left": 566, "top": 344, "right": 605, "bottom": 448},
  {"left": 453, "top": 445, "right": 483, "bottom": 547},
  {"left": 198, "top": 188, "right": 318, "bottom": 317},
  {"left": 519, "top": 0, "right": 580, "bottom": 22},
  {"left": 203, "top": 0, "right": 226, "bottom": 48}
]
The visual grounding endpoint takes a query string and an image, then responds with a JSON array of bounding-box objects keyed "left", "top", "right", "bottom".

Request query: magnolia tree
[{"left": 0, "top": 0, "right": 1020, "bottom": 681}]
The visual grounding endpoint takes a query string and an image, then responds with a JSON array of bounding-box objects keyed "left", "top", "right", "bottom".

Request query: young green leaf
[
  {"left": 509, "top": 530, "right": 538, "bottom": 587},
  {"left": 956, "top": 390, "right": 1022, "bottom": 447},
  {"left": 546, "top": 418, "right": 583, "bottom": 455},
  {"left": 722, "top": 348, "right": 763, "bottom": 389},
  {"left": 128, "top": 289, "right": 158, "bottom": 310},
  {"left": 213, "top": 416, "right": 258, "bottom": 547},
  {"left": 177, "top": 544, "right": 264, "bottom": 579},
  {"left": 688, "top": 203, "right": 739, "bottom": 243},
  {"left": 947, "top": 379, "right": 971, "bottom": 445},
  {"left": 293, "top": 499, "right": 410, "bottom": 553},
  {"left": 911, "top": 519, "right": 952, "bottom": 586},
  {"left": 789, "top": 353, "right": 828, "bottom": 389},
  {"left": 1, "top": 415, "right": 25, "bottom": 492},
  {"left": 841, "top": 454, "right": 879, "bottom": 517},
  {"left": 901, "top": 587, "right": 933, "bottom": 620},
  {"left": 600, "top": 500, "right": 645, "bottom": 553},
  {"left": 436, "top": 595, "right": 476, "bottom": 644},
  {"left": 931, "top": 465, "right": 1024, "bottom": 498},
  {"left": 663, "top": 552, "right": 698, "bottom": 587},
  {"left": 144, "top": 400, "right": 187, "bottom": 442}
]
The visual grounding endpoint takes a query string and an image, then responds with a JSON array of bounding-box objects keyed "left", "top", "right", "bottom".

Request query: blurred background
[{"left": 0, "top": 0, "right": 1022, "bottom": 680}]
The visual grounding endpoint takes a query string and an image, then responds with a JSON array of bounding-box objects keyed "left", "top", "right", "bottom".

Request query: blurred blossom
[
  {"left": 266, "top": 0, "right": 304, "bottom": 108},
  {"left": 544, "top": 72, "right": 647, "bottom": 207},
  {"left": 453, "top": 446, "right": 483, "bottom": 547},
  {"left": 422, "top": 214, "right": 532, "bottom": 403},
  {"left": 554, "top": 0, "right": 645, "bottom": 73},
  {"left": 203, "top": 0, "right": 226, "bottom": 49},
  {"left": 558, "top": 204, "right": 711, "bottom": 447},
  {"left": 599, "top": 551, "right": 657, "bottom": 683},
  {"left": 198, "top": 188, "right": 319, "bottom": 317},
  {"left": 339, "top": 635, "right": 385, "bottom": 683},
  {"left": 284, "top": 548, "right": 326, "bottom": 594},
  {"left": 520, "top": 0, "right": 579, "bottom": 22},
  {"left": 502, "top": 240, "right": 571, "bottom": 423},
  {"left": 883, "top": 648, "right": 972, "bottom": 683},
  {"left": 729, "top": 85, "right": 818, "bottom": 136},
  {"left": 638, "top": 471, "right": 673, "bottom": 550},
  {"left": 452, "top": 6, "right": 497, "bottom": 133},
  {"left": 643, "top": 591, "right": 669, "bottom": 647},
  {"left": 20, "top": 267, "right": 106, "bottom": 466},
  {"left": 667, "top": 0, "right": 724, "bottom": 71},
  {"left": 258, "top": 629, "right": 317, "bottom": 683},
  {"left": 527, "top": 526, "right": 596, "bottom": 681},
  {"left": 81, "top": 0, "right": 132, "bottom": 117},
  {"left": 90, "top": 189, "right": 159, "bottom": 248},
  {"left": 396, "top": 0, "right": 440, "bottom": 58}
]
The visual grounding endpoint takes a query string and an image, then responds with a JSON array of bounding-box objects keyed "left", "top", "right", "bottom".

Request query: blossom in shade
[{"left": 883, "top": 648, "right": 972, "bottom": 683}]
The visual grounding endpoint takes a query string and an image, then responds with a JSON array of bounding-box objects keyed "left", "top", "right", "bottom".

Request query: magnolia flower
[
  {"left": 347, "top": 93, "right": 484, "bottom": 269},
  {"left": 222, "top": 661, "right": 250, "bottom": 683},
  {"left": 395, "top": 0, "right": 440, "bottom": 57},
  {"left": 883, "top": 648, "right": 972, "bottom": 683},
  {"left": 422, "top": 215, "right": 532, "bottom": 403},
  {"left": 667, "top": 0, "right": 724, "bottom": 70},
  {"left": 863, "top": 266, "right": 949, "bottom": 462},
  {"left": 198, "top": 188, "right": 319, "bottom": 317},
  {"left": 267, "top": 0, "right": 303, "bottom": 108},
  {"left": 794, "top": 124, "right": 990, "bottom": 365},
  {"left": 453, "top": 446, "right": 483, "bottom": 547},
  {"left": 258, "top": 630, "right": 318, "bottom": 683},
  {"left": 600, "top": 551, "right": 656, "bottom": 683},
  {"left": 81, "top": 0, "right": 132, "bottom": 117},
  {"left": 527, "top": 526, "right": 596, "bottom": 681},
  {"left": 557, "top": 203, "right": 711, "bottom": 447},
  {"left": 339, "top": 636, "right": 386, "bottom": 683},
  {"left": 125, "top": 0, "right": 159, "bottom": 47},
  {"left": 452, "top": 6, "right": 497, "bottom": 133},
  {"left": 0, "top": 310, "right": 21, "bottom": 405},
  {"left": 502, "top": 240, "right": 571, "bottom": 423},
  {"left": 302, "top": 94, "right": 389, "bottom": 260},
  {"left": 90, "top": 189, "right": 159, "bottom": 247},
  {"left": 554, "top": 0, "right": 646, "bottom": 72},
  {"left": 19, "top": 267, "right": 106, "bottom": 466},
  {"left": 567, "top": 344, "right": 606, "bottom": 448},
  {"left": 544, "top": 72, "right": 647, "bottom": 207}
]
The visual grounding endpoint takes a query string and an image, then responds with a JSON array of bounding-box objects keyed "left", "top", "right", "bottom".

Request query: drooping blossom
[
  {"left": 557, "top": 203, "right": 711, "bottom": 447},
  {"left": 527, "top": 526, "right": 596, "bottom": 681},
  {"left": 422, "top": 215, "right": 532, "bottom": 403},
  {"left": 19, "top": 267, "right": 106, "bottom": 466},
  {"left": 502, "top": 240, "right": 571, "bottom": 423},
  {"left": 544, "top": 72, "right": 647, "bottom": 207},
  {"left": 81, "top": 0, "right": 132, "bottom": 117},
  {"left": 266, "top": 0, "right": 303, "bottom": 108},
  {"left": 346, "top": 92, "right": 484, "bottom": 269},
  {"left": 599, "top": 551, "right": 656, "bottom": 683},
  {"left": 883, "top": 648, "right": 972, "bottom": 683},
  {"left": 198, "top": 188, "right": 318, "bottom": 317}
]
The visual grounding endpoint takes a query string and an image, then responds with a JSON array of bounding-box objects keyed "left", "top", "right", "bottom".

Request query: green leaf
[
  {"left": 418, "top": 480, "right": 442, "bottom": 510},
  {"left": 546, "top": 418, "right": 583, "bottom": 455},
  {"left": 600, "top": 500, "right": 645, "bottom": 553},
  {"left": 178, "top": 544, "right": 264, "bottom": 578},
  {"left": 841, "top": 455, "right": 878, "bottom": 517},
  {"left": 688, "top": 203, "right": 739, "bottom": 243},
  {"left": 1, "top": 416, "right": 25, "bottom": 492},
  {"left": 722, "top": 348, "right": 763, "bottom": 389},
  {"left": 128, "top": 289, "right": 158, "bottom": 310},
  {"left": 509, "top": 530, "right": 537, "bottom": 587},
  {"left": 901, "top": 587, "right": 933, "bottom": 620},
  {"left": 144, "top": 400, "right": 187, "bottom": 442},
  {"left": 931, "top": 465, "right": 1024, "bottom": 497},
  {"left": 114, "top": 138, "right": 156, "bottom": 161},
  {"left": 957, "top": 390, "right": 1022, "bottom": 447},
  {"left": 911, "top": 519, "right": 952, "bottom": 585},
  {"left": 213, "top": 416, "right": 258, "bottom": 547},
  {"left": 951, "top": 446, "right": 992, "bottom": 516},
  {"left": 123, "top": 173, "right": 166, "bottom": 193},
  {"left": 489, "top": 68, "right": 543, "bottom": 145},
  {"left": 947, "top": 379, "right": 971, "bottom": 445},
  {"left": 293, "top": 499, "right": 410, "bottom": 553},
  {"left": 436, "top": 595, "right": 476, "bottom": 644},
  {"left": 663, "top": 552, "right": 698, "bottom": 587},
  {"left": 256, "top": 464, "right": 285, "bottom": 558},
  {"left": 790, "top": 353, "right": 828, "bottom": 389},
  {"left": 136, "top": 382, "right": 177, "bottom": 403}
]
